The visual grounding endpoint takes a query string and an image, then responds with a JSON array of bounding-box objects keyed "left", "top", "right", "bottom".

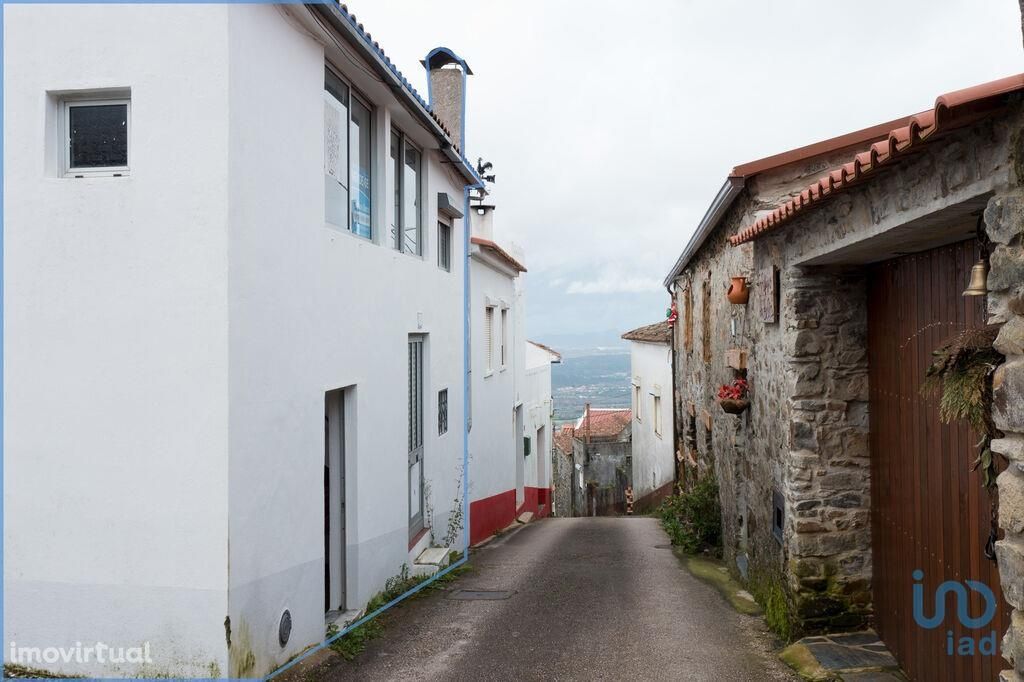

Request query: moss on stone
[
  {"left": 778, "top": 642, "right": 836, "bottom": 682},
  {"left": 678, "top": 552, "right": 762, "bottom": 616}
]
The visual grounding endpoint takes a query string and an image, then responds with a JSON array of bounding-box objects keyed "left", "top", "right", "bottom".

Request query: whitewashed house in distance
[
  {"left": 5, "top": 3, "right": 483, "bottom": 678},
  {"left": 524, "top": 340, "right": 561, "bottom": 517},
  {"left": 622, "top": 321, "right": 677, "bottom": 506}
]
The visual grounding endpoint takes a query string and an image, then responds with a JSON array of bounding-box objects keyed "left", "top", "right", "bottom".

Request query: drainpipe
[{"left": 666, "top": 281, "right": 683, "bottom": 493}]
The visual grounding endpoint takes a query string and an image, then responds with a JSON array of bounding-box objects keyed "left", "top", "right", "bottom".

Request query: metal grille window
[
  {"left": 438, "top": 389, "right": 448, "bottom": 435},
  {"left": 438, "top": 221, "right": 451, "bottom": 271},
  {"left": 65, "top": 99, "right": 130, "bottom": 176}
]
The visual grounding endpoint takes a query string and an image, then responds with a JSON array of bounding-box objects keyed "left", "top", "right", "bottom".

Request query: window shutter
[{"left": 485, "top": 307, "right": 494, "bottom": 370}]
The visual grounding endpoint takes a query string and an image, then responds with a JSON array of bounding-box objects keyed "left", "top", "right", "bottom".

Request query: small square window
[
  {"left": 65, "top": 99, "right": 130, "bottom": 176},
  {"left": 772, "top": 488, "right": 784, "bottom": 544}
]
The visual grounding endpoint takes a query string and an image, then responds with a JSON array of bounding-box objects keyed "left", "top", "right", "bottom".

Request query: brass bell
[{"left": 963, "top": 259, "right": 989, "bottom": 296}]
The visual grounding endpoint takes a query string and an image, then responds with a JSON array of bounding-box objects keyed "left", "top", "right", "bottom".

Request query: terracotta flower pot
[
  {"left": 718, "top": 398, "right": 749, "bottom": 415},
  {"left": 727, "top": 276, "right": 750, "bottom": 305}
]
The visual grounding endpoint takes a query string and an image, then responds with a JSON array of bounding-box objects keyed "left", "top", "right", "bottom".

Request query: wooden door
[{"left": 867, "top": 240, "right": 1009, "bottom": 681}]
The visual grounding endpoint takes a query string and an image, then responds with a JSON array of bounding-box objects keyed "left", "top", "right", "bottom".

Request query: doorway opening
[{"left": 324, "top": 388, "right": 347, "bottom": 613}]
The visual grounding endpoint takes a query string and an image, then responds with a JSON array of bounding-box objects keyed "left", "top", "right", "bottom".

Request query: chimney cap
[{"left": 422, "top": 47, "right": 473, "bottom": 75}]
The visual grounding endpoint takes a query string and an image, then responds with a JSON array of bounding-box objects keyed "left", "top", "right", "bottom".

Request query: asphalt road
[{"left": 303, "top": 517, "right": 797, "bottom": 681}]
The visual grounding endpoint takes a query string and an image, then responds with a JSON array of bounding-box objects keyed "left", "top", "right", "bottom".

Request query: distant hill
[
  {"left": 551, "top": 352, "right": 630, "bottom": 422},
  {"left": 537, "top": 329, "right": 628, "bottom": 359}
]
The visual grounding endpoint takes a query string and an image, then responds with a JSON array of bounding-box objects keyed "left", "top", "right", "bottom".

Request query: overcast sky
[{"left": 352, "top": 0, "right": 1024, "bottom": 344}]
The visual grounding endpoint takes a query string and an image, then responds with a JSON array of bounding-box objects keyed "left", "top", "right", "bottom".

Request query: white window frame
[
  {"left": 391, "top": 127, "right": 423, "bottom": 256},
  {"left": 485, "top": 306, "right": 495, "bottom": 375},
  {"left": 62, "top": 97, "right": 131, "bottom": 178},
  {"left": 324, "top": 63, "right": 376, "bottom": 241},
  {"left": 653, "top": 394, "right": 662, "bottom": 437},
  {"left": 438, "top": 219, "right": 452, "bottom": 272},
  {"left": 633, "top": 380, "right": 642, "bottom": 422},
  {"left": 500, "top": 308, "right": 508, "bottom": 370}
]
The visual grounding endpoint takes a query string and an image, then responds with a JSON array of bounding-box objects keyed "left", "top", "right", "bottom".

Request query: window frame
[
  {"left": 437, "top": 388, "right": 448, "bottom": 436},
  {"left": 324, "top": 63, "right": 375, "bottom": 241},
  {"left": 437, "top": 219, "right": 452, "bottom": 272},
  {"left": 484, "top": 306, "right": 495, "bottom": 375},
  {"left": 390, "top": 127, "right": 423, "bottom": 256},
  {"left": 653, "top": 394, "right": 662, "bottom": 437},
  {"left": 500, "top": 308, "right": 508, "bottom": 370},
  {"left": 63, "top": 97, "right": 131, "bottom": 178},
  {"left": 633, "top": 380, "right": 642, "bottom": 422}
]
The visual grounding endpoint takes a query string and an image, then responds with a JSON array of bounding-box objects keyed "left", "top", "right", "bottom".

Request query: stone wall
[
  {"left": 987, "top": 126, "right": 1024, "bottom": 681},
  {"left": 671, "top": 106, "right": 1023, "bottom": 646}
]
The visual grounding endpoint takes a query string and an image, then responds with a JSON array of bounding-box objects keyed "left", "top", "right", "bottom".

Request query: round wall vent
[{"left": 278, "top": 609, "right": 292, "bottom": 648}]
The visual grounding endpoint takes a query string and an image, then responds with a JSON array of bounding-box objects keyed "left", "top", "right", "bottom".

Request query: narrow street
[{"left": 306, "top": 518, "right": 796, "bottom": 681}]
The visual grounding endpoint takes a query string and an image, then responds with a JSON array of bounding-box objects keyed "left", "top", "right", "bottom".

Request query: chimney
[
  {"left": 423, "top": 48, "right": 472, "bottom": 154},
  {"left": 469, "top": 204, "right": 495, "bottom": 241}
]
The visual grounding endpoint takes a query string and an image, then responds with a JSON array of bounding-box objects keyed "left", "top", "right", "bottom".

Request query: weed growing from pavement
[{"left": 327, "top": 557, "right": 472, "bottom": 661}]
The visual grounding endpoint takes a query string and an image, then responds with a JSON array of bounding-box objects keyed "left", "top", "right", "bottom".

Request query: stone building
[
  {"left": 552, "top": 408, "right": 632, "bottom": 516},
  {"left": 664, "top": 74, "right": 1024, "bottom": 681}
]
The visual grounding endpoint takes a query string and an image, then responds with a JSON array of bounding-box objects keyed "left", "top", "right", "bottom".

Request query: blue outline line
[{"left": 0, "top": 5, "right": 482, "bottom": 680}]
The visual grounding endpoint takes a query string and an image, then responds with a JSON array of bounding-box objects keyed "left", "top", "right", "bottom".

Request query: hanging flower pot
[
  {"left": 718, "top": 398, "right": 750, "bottom": 414},
  {"left": 727, "top": 276, "right": 750, "bottom": 305},
  {"left": 717, "top": 378, "right": 750, "bottom": 415}
]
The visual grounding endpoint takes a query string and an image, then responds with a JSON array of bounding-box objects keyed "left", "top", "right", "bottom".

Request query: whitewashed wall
[
  {"left": 4, "top": 5, "right": 232, "bottom": 678},
  {"left": 524, "top": 341, "right": 556, "bottom": 492},
  {"left": 629, "top": 340, "right": 675, "bottom": 498},
  {"left": 4, "top": 4, "right": 469, "bottom": 678}
]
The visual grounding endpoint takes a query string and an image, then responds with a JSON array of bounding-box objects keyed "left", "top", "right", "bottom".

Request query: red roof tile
[
  {"left": 729, "top": 73, "right": 1024, "bottom": 246},
  {"left": 575, "top": 409, "right": 632, "bottom": 440},
  {"left": 622, "top": 321, "right": 672, "bottom": 344},
  {"left": 471, "top": 236, "right": 527, "bottom": 273}
]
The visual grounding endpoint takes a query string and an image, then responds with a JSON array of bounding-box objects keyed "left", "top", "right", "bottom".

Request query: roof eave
[
  {"left": 663, "top": 176, "right": 745, "bottom": 287},
  {"left": 314, "top": 3, "right": 482, "bottom": 186}
]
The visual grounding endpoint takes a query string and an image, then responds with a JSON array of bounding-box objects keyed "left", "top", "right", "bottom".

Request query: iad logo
[{"left": 912, "top": 569, "right": 999, "bottom": 656}]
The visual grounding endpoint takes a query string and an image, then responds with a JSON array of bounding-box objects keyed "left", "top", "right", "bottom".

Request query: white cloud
[{"left": 566, "top": 276, "right": 664, "bottom": 295}]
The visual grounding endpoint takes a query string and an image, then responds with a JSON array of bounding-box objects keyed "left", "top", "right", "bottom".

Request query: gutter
[
  {"left": 313, "top": 3, "right": 481, "bottom": 186},
  {"left": 662, "top": 176, "right": 745, "bottom": 287}
]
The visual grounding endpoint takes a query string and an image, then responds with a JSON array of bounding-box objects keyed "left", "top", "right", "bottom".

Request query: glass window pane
[
  {"left": 350, "top": 98, "right": 372, "bottom": 239},
  {"left": 324, "top": 71, "right": 349, "bottom": 229},
  {"left": 69, "top": 104, "right": 127, "bottom": 169},
  {"left": 391, "top": 131, "right": 401, "bottom": 249},
  {"left": 403, "top": 143, "right": 421, "bottom": 255}
]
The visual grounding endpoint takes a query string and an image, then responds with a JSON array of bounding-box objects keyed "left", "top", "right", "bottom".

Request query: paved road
[{"left": 304, "top": 517, "right": 796, "bottom": 681}]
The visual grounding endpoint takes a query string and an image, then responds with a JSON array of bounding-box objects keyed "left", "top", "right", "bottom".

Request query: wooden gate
[{"left": 867, "top": 239, "right": 1009, "bottom": 681}]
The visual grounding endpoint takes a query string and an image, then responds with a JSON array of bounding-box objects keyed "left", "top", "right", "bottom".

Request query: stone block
[
  {"left": 1002, "top": 610, "right": 1024, "bottom": 674},
  {"left": 994, "top": 359, "right": 1024, "bottom": 433},
  {"left": 994, "top": 436, "right": 1024, "bottom": 463},
  {"left": 1000, "top": 469, "right": 1024, "bottom": 536},
  {"left": 828, "top": 492, "right": 863, "bottom": 509},
  {"left": 817, "top": 471, "right": 865, "bottom": 493},
  {"left": 791, "top": 420, "right": 818, "bottom": 450},
  {"left": 991, "top": 244, "right": 1024, "bottom": 293},
  {"left": 996, "top": 536, "right": 1024, "bottom": 611},
  {"left": 996, "top": 317, "right": 1024, "bottom": 357},
  {"left": 792, "top": 329, "right": 824, "bottom": 357},
  {"left": 985, "top": 192, "right": 1024, "bottom": 246}
]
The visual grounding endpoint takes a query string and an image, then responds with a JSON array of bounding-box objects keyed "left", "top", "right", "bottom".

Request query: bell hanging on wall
[{"left": 963, "top": 259, "right": 989, "bottom": 296}]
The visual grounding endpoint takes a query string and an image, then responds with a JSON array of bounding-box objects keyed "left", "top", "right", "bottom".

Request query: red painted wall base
[{"left": 469, "top": 486, "right": 553, "bottom": 544}]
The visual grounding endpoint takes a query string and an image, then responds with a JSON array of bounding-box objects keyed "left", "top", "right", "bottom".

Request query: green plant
[
  {"left": 749, "top": 577, "right": 793, "bottom": 642},
  {"left": 657, "top": 475, "right": 721, "bottom": 554},
  {"left": 443, "top": 478, "right": 464, "bottom": 548},
  {"left": 921, "top": 325, "right": 1005, "bottom": 487},
  {"left": 326, "top": 616, "right": 384, "bottom": 661}
]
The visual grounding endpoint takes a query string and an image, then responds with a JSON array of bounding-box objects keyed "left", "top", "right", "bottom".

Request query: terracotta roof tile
[
  {"left": 527, "top": 340, "right": 562, "bottom": 361},
  {"left": 471, "top": 236, "right": 527, "bottom": 273},
  {"left": 622, "top": 321, "right": 672, "bottom": 344},
  {"left": 575, "top": 409, "right": 632, "bottom": 440},
  {"left": 730, "top": 73, "right": 1024, "bottom": 246}
]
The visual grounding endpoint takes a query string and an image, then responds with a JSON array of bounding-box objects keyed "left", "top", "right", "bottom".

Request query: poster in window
[
  {"left": 351, "top": 169, "right": 372, "bottom": 239},
  {"left": 323, "top": 93, "right": 347, "bottom": 184}
]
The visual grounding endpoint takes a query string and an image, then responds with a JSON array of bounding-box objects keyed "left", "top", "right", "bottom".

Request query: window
[
  {"left": 500, "top": 309, "right": 508, "bottom": 368},
  {"left": 633, "top": 382, "right": 642, "bottom": 422},
  {"left": 485, "top": 307, "right": 494, "bottom": 372},
  {"left": 408, "top": 337, "right": 425, "bottom": 537},
  {"left": 438, "top": 389, "right": 448, "bottom": 436},
  {"left": 653, "top": 395, "right": 662, "bottom": 437},
  {"left": 390, "top": 129, "right": 422, "bottom": 254},
  {"left": 64, "top": 99, "right": 130, "bottom": 176},
  {"left": 438, "top": 221, "right": 452, "bottom": 271},
  {"left": 324, "top": 67, "right": 373, "bottom": 239}
]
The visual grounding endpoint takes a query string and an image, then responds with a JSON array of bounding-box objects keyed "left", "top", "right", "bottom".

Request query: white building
[
  {"left": 523, "top": 340, "right": 561, "bottom": 517},
  {"left": 622, "top": 321, "right": 677, "bottom": 504},
  {"left": 4, "top": 4, "right": 483, "bottom": 678}
]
